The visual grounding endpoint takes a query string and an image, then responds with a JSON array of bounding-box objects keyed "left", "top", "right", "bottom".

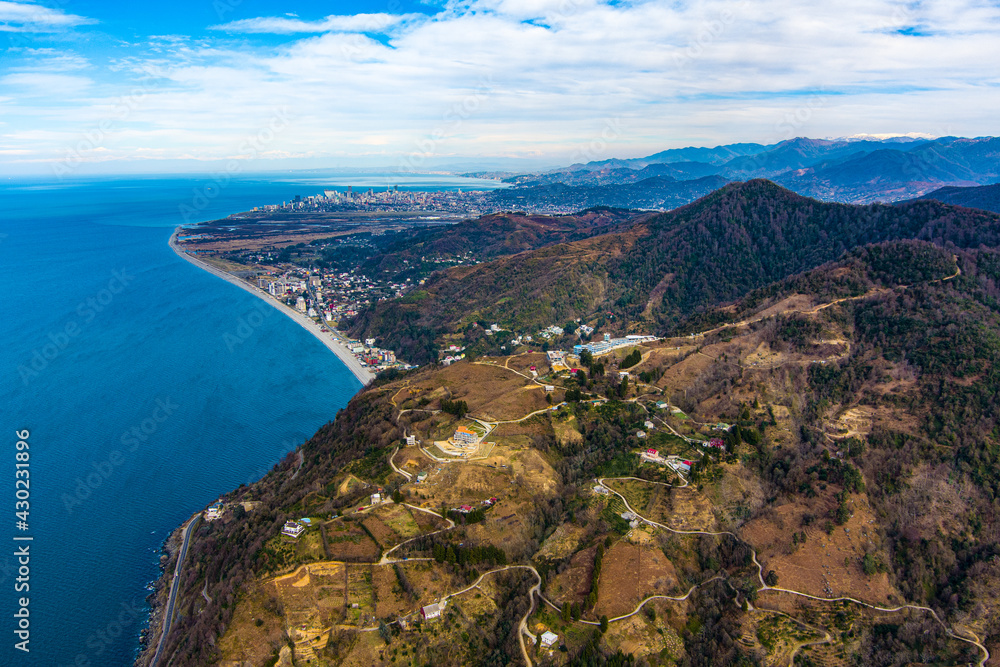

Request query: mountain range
[{"left": 490, "top": 136, "right": 1000, "bottom": 208}]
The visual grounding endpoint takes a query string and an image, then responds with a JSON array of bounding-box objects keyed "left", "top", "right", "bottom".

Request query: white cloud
[
  {"left": 0, "top": 72, "right": 92, "bottom": 96},
  {"left": 210, "top": 12, "right": 423, "bottom": 34},
  {"left": 3, "top": 0, "right": 1000, "bottom": 171},
  {"left": 9, "top": 47, "right": 90, "bottom": 71},
  {"left": 0, "top": 1, "right": 96, "bottom": 32}
]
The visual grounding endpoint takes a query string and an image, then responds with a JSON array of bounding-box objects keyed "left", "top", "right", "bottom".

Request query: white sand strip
[{"left": 169, "top": 228, "right": 376, "bottom": 386}]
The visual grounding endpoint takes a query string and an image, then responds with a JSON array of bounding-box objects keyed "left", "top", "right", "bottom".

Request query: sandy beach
[{"left": 169, "top": 228, "right": 376, "bottom": 386}]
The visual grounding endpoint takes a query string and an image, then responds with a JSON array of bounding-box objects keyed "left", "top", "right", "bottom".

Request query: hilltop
[{"left": 349, "top": 180, "right": 1000, "bottom": 364}]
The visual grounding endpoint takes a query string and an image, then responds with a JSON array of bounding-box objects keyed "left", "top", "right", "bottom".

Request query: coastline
[{"left": 169, "top": 228, "right": 376, "bottom": 386}]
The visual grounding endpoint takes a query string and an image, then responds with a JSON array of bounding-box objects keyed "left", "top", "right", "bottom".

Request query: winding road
[
  {"left": 596, "top": 477, "right": 990, "bottom": 666},
  {"left": 434, "top": 565, "right": 542, "bottom": 666},
  {"left": 378, "top": 504, "right": 455, "bottom": 565},
  {"left": 388, "top": 446, "right": 412, "bottom": 481}
]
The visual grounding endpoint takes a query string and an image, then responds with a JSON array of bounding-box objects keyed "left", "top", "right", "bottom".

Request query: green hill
[
  {"left": 350, "top": 180, "right": 1000, "bottom": 363},
  {"left": 916, "top": 182, "right": 1000, "bottom": 214}
]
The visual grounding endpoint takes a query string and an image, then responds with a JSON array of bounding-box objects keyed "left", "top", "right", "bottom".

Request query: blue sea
[{"left": 0, "top": 172, "right": 503, "bottom": 665}]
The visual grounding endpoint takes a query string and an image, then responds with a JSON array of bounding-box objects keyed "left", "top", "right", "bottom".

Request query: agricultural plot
[
  {"left": 216, "top": 581, "right": 288, "bottom": 665},
  {"left": 535, "top": 523, "right": 587, "bottom": 561},
  {"left": 345, "top": 566, "right": 375, "bottom": 621},
  {"left": 595, "top": 542, "right": 679, "bottom": 619},
  {"left": 377, "top": 503, "right": 422, "bottom": 539},
  {"left": 361, "top": 514, "right": 397, "bottom": 549},
  {"left": 546, "top": 545, "right": 598, "bottom": 608},
  {"left": 324, "top": 519, "right": 380, "bottom": 562},
  {"left": 602, "top": 605, "right": 685, "bottom": 663}
]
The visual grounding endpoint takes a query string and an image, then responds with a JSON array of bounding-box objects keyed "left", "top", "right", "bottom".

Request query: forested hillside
[
  {"left": 917, "top": 182, "right": 1000, "bottom": 214},
  {"left": 311, "top": 208, "right": 639, "bottom": 281},
  {"left": 350, "top": 180, "right": 1000, "bottom": 364}
]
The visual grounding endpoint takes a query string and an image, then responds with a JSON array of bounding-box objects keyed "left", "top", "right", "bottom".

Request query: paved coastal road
[{"left": 150, "top": 515, "right": 199, "bottom": 666}]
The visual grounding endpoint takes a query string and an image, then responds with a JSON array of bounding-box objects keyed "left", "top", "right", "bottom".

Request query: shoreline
[{"left": 169, "top": 228, "right": 376, "bottom": 386}]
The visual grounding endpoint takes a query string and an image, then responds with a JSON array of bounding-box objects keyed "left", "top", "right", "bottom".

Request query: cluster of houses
[
  {"left": 640, "top": 448, "right": 693, "bottom": 474},
  {"left": 338, "top": 338, "right": 400, "bottom": 370},
  {"left": 453, "top": 497, "right": 498, "bottom": 514},
  {"left": 440, "top": 353, "right": 467, "bottom": 366},
  {"left": 538, "top": 325, "right": 565, "bottom": 339}
]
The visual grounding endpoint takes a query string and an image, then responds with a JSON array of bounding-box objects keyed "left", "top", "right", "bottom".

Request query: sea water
[{"left": 0, "top": 172, "right": 502, "bottom": 665}]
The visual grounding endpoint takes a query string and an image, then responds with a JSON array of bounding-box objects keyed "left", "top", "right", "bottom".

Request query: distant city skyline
[{"left": 2, "top": 0, "right": 999, "bottom": 175}]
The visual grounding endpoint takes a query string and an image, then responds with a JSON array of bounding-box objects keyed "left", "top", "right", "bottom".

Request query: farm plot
[
  {"left": 595, "top": 542, "right": 679, "bottom": 619},
  {"left": 324, "top": 519, "right": 380, "bottom": 562}
]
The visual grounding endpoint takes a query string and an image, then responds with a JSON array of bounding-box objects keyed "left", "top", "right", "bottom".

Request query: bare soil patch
[
  {"left": 547, "top": 545, "right": 597, "bottom": 607},
  {"left": 595, "top": 542, "right": 678, "bottom": 619},
  {"left": 741, "top": 493, "right": 900, "bottom": 605},
  {"left": 324, "top": 520, "right": 381, "bottom": 562}
]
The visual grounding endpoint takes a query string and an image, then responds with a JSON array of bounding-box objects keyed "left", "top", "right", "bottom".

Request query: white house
[
  {"left": 541, "top": 631, "right": 559, "bottom": 648},
  {"left": 281, "top": 520, "right": 305, "bottom": 538},
  {"left": 421, "top": 600, "right": 446, "bottom": 620}
]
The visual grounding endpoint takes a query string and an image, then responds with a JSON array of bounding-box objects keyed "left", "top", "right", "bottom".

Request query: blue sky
[{"left": 2, "top": 0, "right": 999, "bottom": 175}]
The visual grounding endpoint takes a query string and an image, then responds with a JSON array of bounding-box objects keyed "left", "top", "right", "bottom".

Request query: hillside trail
[
  {"left": 684, "top": 257, "right": 961, "bottom": 340},
  {"left": 596, "top": 476, "right": 990, "bottom": 666}
]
